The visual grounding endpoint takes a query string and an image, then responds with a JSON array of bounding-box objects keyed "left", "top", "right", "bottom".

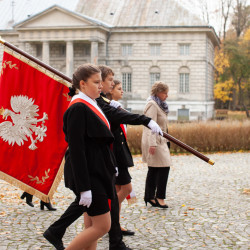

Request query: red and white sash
[
  {"left": 120, "top": 124, "right": 127, "bottom": 139},
  {"left": 68, "top": 97, "right": 110, "bottom": 129}
]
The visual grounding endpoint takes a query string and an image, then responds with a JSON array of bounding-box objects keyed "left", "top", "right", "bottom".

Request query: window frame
[
  {"left": 122, "top": 72, "right": 132, "bottom": 92},
  {"left": 179, "top": 43, "right": 190, "bottom": 56},
  {"left": 179, "top": 73, "right": 190, "bottom": 93},
  {"left": 150, "top": 72, "right": 161, "bottom": 86},
  {"left": 121, "top": 44, "right": 133, "bottom": 56},
  {"left": 149, "top": 44, "right": 161, "bottom": 56}
]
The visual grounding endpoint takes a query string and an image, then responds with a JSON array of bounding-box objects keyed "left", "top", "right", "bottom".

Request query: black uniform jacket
[
  {"left": 96, "top": 93, "right": 151, "bottom": 132},
  {"left": 112, "top": 126, "right": 134, "bottom": 169},
  {"left": 63, "top": 102, "right": 116, "bottom": 199}
]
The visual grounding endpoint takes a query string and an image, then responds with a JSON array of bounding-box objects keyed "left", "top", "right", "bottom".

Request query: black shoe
[
  {"left": 40, "top": 200, "right": 57, "bottom": 211},
  {"left": 110, "top": 246, "right": 132, "bottom": 250},
  {"left": 155, "top": 198, "right": 168, "bottom": 208},
  {"left": 20, "top": 192, "right": 34, "bottom": 207},
  {"left": 121, "top": 229, "right": 135, "bottom": 236},
  {"left": 43, "top": 229, "right": 65, "bottom": 250},
  {"left": 109, "top": 241, "right": 132, "bottom": 250},
  {"left": 144, "top": 198, "right": 157, "bottom": 207}
]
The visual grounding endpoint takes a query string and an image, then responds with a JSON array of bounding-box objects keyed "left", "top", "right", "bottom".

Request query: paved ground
[{"left": 0, "top": 152, "right": 249, "bottom": 250}]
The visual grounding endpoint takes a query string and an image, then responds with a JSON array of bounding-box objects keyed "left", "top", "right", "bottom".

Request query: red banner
[{"left": 0, "top": 48, "right": 70, "bottom": 202}]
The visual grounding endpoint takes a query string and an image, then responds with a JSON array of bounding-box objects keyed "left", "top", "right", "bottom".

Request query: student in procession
[
  {"left": 61, "top": 63, "right": 116, "bottom": 250},
  {"left": 43, "top": 64, "right": 162, "bottom": 250},
  {"left": 96, "top": 65, "right": 163, "bottom": 247},
  {"left": 107, "top": 79, "right": 135, "bottom": 236},
  {"left": 142, "top": 81, "right": 172, "bottom": 209}
]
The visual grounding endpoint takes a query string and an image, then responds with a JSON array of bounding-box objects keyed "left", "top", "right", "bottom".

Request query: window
[
  {"left": 60, "top": 44, "right": 66, "bottom": 56},
  {"left": 179, "top": 44, "right": 190, "bottom": 55},
  {"left": 36, "top": 44, "right": 42, "bottom": 57},
  {"left": 150, "top": 73, "right": 160, "bottom": 85},
  {"left": 150, "top": 44, "right": 161, "bottom": 56},
  {"left": 74, "top": 43, "right": 90, "bottom": 57},
  {"left": 122, "top": 73, "right": 132, "bottom": 92},
  {"left": 122, "top": 44, "right": 132, "bottom": 56},
  {"left": 179, "top": 73, "right": 189, "bottom": 93}
]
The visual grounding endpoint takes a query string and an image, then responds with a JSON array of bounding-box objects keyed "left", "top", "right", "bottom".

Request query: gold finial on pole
[
  {"left": 208, "top": 159, "right": 215, "bottom": 165},
  {"left": 0, "top": 36, "right": 6, "bottom": 45}
]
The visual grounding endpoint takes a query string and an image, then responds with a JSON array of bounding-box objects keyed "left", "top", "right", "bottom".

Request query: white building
[{"left": 0, "top": 0, "right": 220, "bottom": 120}]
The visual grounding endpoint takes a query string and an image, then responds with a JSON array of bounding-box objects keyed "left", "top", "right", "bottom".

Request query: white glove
[
  {"left": 79, "top": 190, "right": 92, "bottom": 208},
  {"left": 148, "top": 120, "right": 163, "bottom": 136},
  {"left": 115, "top": 167, "right": 119, "bottom": 177},
  {"left": 110, "top": 100, "right": 121, "bottom": 109}
]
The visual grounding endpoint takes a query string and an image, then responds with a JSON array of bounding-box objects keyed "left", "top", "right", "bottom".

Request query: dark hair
[
  {"left": 68, "top": 63, "right": 101, "bottom": 97},
  {"left": 113, "top": 79, "right": 121, "bottom": 86},
  {"left": 98, "top": 65, "right": 114, "bottom": 81},
  {"left": 106, "top": 79, "right": 122, "bottom": 100}
]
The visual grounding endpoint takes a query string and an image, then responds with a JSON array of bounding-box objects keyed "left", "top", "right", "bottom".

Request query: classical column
[
  {"left": 66, "top": 41, "right": 74, "bottom": 77},
  {"left": 42, "top": 41, "right": 50, "bottom": 64},
  {"left": 91, "top": 41, "right": 98, "bottom": 65}
]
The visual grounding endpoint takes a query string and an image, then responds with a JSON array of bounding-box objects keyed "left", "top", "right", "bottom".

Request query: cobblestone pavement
[{"left": 0, "top": 152, "right": 249, "bottom": 250}]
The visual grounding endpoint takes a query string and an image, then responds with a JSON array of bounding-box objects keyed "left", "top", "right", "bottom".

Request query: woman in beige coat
[{"left": 141, "top": 81, "right": 172, "bottom": 208}]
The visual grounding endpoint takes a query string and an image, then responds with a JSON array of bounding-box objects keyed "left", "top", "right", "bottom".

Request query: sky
[
  {"left": 0, "top": 0, "right": 79, "bottom": 29},
  {"left": 179, "top": 0, "right": 250, "bottom": 36}
]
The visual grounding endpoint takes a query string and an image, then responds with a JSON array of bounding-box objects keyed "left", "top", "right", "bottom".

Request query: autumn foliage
[
  {"left": 127, "top": 120, "right": 250, "bottom": 154},
  {"left": 214, "top": 28, "right": 250, "bottom": 114}
]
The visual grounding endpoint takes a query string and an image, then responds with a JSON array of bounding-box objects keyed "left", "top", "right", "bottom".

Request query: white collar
[{"left": 71, "top": 91, "right": 110, "bottom": 128}]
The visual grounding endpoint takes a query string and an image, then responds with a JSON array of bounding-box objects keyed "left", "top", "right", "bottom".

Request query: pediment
[{"left": 15, "top": 5, "right": 95, "bottom": 29}]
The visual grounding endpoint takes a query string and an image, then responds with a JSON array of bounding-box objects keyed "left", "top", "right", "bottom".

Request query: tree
[
  {"left": 224, "top": 29, "right": 250, "bottom": 116},
  {"left": 214, "top": 45, "right": 233, "bottom": 108},
  {"left": 214, "top": 28, "right": 250, "bottom": 115},
  {"left": 221, "top": 0, "right": 233, "bottom": 40},
  {"left": 232, "top": 0, "right": 250, "bottom": 37},
  {"left": 199, "top": 0, "right": 210, "bottom": 24}
]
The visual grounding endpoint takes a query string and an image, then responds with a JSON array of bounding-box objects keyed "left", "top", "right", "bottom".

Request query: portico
[{"left": 11, "top": 5, "right": 110, "bottom": 76}]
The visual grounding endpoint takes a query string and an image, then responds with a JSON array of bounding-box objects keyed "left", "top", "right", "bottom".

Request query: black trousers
[
  {"left": 47, "top": 190, "right": 126, "bottom": 250},
  {"left": 144, "top": 166, "right": 170, "bottom": 200}
]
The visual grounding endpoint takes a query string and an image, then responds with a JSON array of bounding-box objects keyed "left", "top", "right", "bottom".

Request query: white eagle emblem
[{"left": 0, "top": 95, "right": 48, "bottom": 150}]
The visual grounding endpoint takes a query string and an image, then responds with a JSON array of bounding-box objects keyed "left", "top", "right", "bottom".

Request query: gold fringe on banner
[
  {"left": 0, "top": 158, "right": 64, "bottom": 203},
  {"left": 3, "top": 47, "right": 71, "bottom": 88},
  {"left": 47, "top": 158, "right": 65, "bottom": 202}
]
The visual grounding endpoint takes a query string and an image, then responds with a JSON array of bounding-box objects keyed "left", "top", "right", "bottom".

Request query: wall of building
[{"left": 107, "top": 31, "right": 212, "bottom": 102}]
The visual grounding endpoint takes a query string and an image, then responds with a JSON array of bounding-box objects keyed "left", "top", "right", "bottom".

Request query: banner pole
[
  {"left": 101, "top": 96, "right": 215, "bottom": 165},
  {"left": 0, "top": 37, "right": 72, "bottom": 83}
]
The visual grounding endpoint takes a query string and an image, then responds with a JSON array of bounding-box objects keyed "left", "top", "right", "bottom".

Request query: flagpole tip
[
  {"left": 208, "top": 159, "right": 215, "bottom": 165},
  {"left": 0, "top": 36, "right": 5, "bottom": 44}
]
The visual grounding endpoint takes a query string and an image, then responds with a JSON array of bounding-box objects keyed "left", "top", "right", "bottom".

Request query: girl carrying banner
[{"left": 63, "top": 63, "right": 116, "bottom": 250}]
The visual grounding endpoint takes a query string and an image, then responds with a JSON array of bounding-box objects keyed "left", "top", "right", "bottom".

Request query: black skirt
[
  {"left": 115, "top": 168, "right": 132, "bottom": 185},
  {"left": 86, "top": 194, "right": 110, "bottom": 217}
]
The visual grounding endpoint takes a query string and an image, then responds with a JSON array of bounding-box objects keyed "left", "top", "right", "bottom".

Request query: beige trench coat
[{"left": 141, "top": 100, "right": 172, "bottom": 167}]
